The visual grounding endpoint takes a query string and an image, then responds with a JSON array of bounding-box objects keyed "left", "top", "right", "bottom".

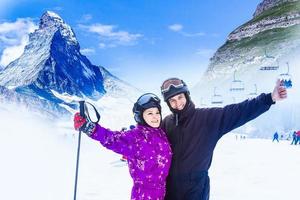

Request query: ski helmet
[
  {"left": 132, "top": 93, "right": 161, "bottom": 125},
  {"left": 161, "top": 77, "right": 190, "bottom": 101}
]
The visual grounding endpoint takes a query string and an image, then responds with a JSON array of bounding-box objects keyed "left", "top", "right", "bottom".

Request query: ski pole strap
[{"left": 84, "top": 102, "right": 101, "bottom": 123}]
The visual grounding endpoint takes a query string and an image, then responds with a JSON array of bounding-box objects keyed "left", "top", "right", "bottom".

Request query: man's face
[{"left": 168, "top": 93, "right": 187, "bottom": 110}]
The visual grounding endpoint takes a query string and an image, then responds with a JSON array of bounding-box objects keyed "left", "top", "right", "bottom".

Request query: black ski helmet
[
  {"left": 132, "top": 93, "right": 161, "bottom": 125},
  {"left": 161, "top": 77, "right": 190, "bottom": 101}
]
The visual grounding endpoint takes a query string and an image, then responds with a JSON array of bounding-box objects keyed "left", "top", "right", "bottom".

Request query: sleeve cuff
[{"left": 266, "top": 93, "right": 276, "bottom": 105}]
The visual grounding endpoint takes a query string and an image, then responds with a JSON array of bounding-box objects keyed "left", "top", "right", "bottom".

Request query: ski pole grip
[{"left": 79, "top": 101, "right": 85, "bottom": 117}]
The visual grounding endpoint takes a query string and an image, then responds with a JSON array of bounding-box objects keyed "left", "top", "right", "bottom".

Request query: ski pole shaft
[
  {"left": 74, "top": 131, "right": 81, "bottom": 200},
  {"left": 73, "top": 101, "right": 85, "bottom": 200},
  {"left": 73, "top": 130, "right": 82, "bottom": 200}
]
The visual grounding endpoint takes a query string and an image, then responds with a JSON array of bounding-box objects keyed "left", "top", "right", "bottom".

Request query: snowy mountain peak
[
  {"left": 0, "top": 11, "right": 141, "bottom": 118},
  {"left": 0, "top": 10, "right": 107, "bottom": 111},
  {"left": 40, "top": 11, "right": 63, "bottom": 28},
  {"left": 254, "top": 0, "right": 298, "bottom": 17},
  {"left": 38, "top": 11, "right": 77, "bottom": 46}
]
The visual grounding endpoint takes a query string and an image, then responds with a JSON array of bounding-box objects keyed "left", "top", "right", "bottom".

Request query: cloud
[
  {"left": 53, "top": 6, "right": 63, "bottom": 11},
  {"left": 168, "top": 24, "right": 183, "bottom": 32},
  {"left": 80, "top": 48, "right": 95, "bottom": 55},
  {"left": 99, "top": 43, "right": 106, "bottom": 48},
  {"left": 79, "top": 23, "right": 143, "bottom": 48},
  {"left": 77, "top": 14, "right": 93, "bottom": 24},
  {"left": 181, "top": 32, "right": 205, "bottom": 37},
  {"left": 0, "top": 18, "right": 37, "bottom": 67},
  {"left": 82, "top": 14, "right": 92, "bottom": 21},
  {"left": 168, "top": 23, "right": 206, "bottom": 37}
]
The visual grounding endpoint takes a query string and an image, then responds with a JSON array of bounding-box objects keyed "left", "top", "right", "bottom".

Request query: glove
[{"left": 73, "top": 112, "right": 96, "bottom": 136}]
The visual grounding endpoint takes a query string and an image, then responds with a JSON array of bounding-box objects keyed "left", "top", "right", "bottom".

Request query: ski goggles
[
  {"left": 161, "top": 78, "right": 184, "bottom": 93},
  {"left": 136, "top": 93, "right": 161, "bottom": 106}
]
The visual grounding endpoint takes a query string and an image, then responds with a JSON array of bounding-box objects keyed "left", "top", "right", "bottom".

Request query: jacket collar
[{"left": 172, "top": 101, "right": 196, "bottom": 126}]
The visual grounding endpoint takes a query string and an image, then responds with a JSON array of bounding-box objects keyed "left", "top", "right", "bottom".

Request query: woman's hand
[{"left": 73, "top": 112, "right": 96, "bottom": 136}]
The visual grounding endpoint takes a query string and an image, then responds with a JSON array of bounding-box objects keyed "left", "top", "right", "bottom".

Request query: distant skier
[
  {"left": 280, "top": 134, "right": 284, "bottom": 140},
  {"left": 73, "top": 93, "right": 172, "bottom": 200},
  {"left": 272, "top": 132, "right": 279, "bottom": 142},
  {"left": 295, "top": 130, "right": 300, "bottom": 145},
  {"left": 291, "top": 131, "right": 297, "bottom": 145},
  {"left": 160, "top": 78, "right": 287, "bottom": 200}
]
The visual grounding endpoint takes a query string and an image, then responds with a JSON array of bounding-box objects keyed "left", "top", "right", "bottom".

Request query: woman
[{"left": 73, "top": 93, "right": 172, "bottom": 200}]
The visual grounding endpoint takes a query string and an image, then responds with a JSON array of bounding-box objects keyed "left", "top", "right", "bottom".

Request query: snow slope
[{"left": 1, "top": 105, "right": 299, "bottom": 200}]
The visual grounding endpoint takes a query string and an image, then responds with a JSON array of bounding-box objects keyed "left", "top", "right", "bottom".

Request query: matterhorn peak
[
  {"left": 40, "top": 11, "right": 64, "bottom": 29},
  {"left": 37, "top": 11, "right": 78, "bottom": 45}
]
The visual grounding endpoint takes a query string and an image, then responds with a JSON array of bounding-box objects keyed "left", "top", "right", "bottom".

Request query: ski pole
[{"left": 73, "top": 100, "right": 85, "bottom": 200}]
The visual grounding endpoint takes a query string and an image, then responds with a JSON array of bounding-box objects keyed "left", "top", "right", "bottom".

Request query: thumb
[{"left": 276, "top": 79, "right": 281, "bottom": 87}]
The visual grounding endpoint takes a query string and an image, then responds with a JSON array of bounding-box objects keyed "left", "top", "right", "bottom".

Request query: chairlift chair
[
  {"left": 259, "top": 59, "right": 279, "bottom": 71},
  {"left": 278, "top": 62, "right": 293, "bottom": 89},
  {"left": 230, "top": 70, "right": 245, "bottom": 91},
  {"left": 211, "top": 87, "right": 223, "bottom": 105}
]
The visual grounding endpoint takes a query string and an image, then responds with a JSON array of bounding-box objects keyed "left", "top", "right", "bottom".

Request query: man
[
  {"left": 291, "top": 131, "right": 297, "bottom": 145},
  {"left": 160, "top": 77, "right": 287, "bottom": 200},
  {"left": 272, "top": 132, "right": 279, "bottom": 142}
]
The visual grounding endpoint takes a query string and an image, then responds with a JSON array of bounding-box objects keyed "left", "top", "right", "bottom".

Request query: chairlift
[
  {"left": 248, "top": 84, "right": 258, "bottom": 99},
  {"left": 259, "top": 59, "right": 279, "bottom": 71},
  {"left": 278, "top": 62, "right": 292, "bottom": 89},
  {"left": 211, "top": 87, "right": 223, "bottom": 105},
  {"left": 230, "top": 70, "right": 245, "bottom": 91}
]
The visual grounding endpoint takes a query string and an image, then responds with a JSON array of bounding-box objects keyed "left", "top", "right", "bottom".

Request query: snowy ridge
[
  {"left": 253, "top": 0, "right": 298, "bottom": 17},
  {"left": 0, "top": 11, "right": 78, "bottom": 87},
  {"left": 0, "top": 11, "right": 106, "bottom": 100},
  {"left": 228, "top": 12, "right": 300, "bottom": 41},
  {"left": 99, "top": 66, "right": 142, "bottom": 101},
  {"left": 0, "top": 11, "right": 139, "bottom": 118},
  {"left": 39, "top": 11, "right": 78, "bottom": 45},
  {"left": 227, "top": 0, "right": 300, "bottom": 41},
  {"left": 0, "top": 85, "right": 69, "bottom": 118}
]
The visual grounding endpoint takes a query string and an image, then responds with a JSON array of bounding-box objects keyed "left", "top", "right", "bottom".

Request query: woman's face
[{"left": 142, "top": 107, "right": 161, "bottom": 128}]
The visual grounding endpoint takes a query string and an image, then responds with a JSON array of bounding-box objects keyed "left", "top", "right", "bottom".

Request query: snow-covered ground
[
  {"left": 1, "top": 105, "right": 299, "bottom": 200},
  {"left": 211, "top": 134, "right": 300, "bottom": 200}
]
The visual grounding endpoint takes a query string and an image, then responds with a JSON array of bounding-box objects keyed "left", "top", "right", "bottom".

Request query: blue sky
[{"left": 0, "top": 0, "right": 262, "bottom": 93}]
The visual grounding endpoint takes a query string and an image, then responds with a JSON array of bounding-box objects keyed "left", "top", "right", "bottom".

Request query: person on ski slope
[
  {"left": 295, "top": 130, "right": 300, "bottom": 145},
  {"left": 160, "top": 78, "right": 287, "bottom": 200},
  {"left": 272, "top": 132, "right": 279, "bottom": 142},
  {"left": 291, "top": 131, "right": 297, "bottom": 145},
  {"left": 73, "top": 93, "right": 172, "bottom": 200}
]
